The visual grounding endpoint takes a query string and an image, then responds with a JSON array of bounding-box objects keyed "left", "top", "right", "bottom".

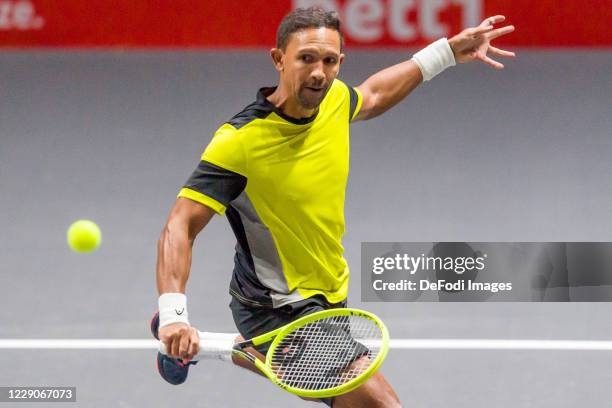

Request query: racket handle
[{"left": 158, "top": 331, "right": 237, "bottom": 362}]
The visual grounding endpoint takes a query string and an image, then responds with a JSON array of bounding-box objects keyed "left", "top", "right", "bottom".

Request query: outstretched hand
[{"left": 448, "top": 15, "right": 516, "bottom": 69}]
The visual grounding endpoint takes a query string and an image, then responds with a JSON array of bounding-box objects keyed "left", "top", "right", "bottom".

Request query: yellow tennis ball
[{"left": 67, "top": 220, "right": 102, "bottom": 253}]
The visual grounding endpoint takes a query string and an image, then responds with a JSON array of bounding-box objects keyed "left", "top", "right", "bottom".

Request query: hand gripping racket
[{"left": 159, "top": 308, "right": 389, "bottom": 398}]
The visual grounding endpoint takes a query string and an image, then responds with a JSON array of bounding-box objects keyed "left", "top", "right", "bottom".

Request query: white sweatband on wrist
[
  {"left": 411, "top": 38, "right": 456, "bottom": 82},
  {"left": 158, "top": 293, "right": 190, "bottom": 328}
]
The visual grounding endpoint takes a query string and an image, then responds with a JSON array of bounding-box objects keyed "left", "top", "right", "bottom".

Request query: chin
[
  {"left": 299, "top": 100, "right": 322, "bottom": 110},
  {"left": 298, "top": 93, "right": 325, "bottom": 110},
  {"left": 298, "top": 83, "right": 331, "bottom": 110}
]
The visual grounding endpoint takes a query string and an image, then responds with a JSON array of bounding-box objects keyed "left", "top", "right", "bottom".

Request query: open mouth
[{"left": 304, "top": 86, "right": 324, "bottom": 93}]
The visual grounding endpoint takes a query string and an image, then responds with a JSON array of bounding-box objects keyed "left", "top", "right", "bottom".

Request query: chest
[{"left": 247, "top": 120, "right": 350, "bottom": 206}]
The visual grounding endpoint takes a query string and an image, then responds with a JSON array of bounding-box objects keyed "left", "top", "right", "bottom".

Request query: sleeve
[
  {"left": 177, "top": 123, "right": 247, "bottom": 215},
  {"left": 347, "top": 85, "right": 363, "bottom": 122},
  {"left": 334, "top": 79, "right": 363, "bottom": 122}
]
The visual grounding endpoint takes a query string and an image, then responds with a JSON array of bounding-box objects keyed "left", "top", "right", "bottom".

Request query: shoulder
[
  {"left": 328, "top": 79, "right": 358, "bottom": 99},
  {"left": 326, "top": 79, "right": 360, "bottom": 107},
  {"left": 202, "top": 123, "right": 247, "bottom": 175},
  {"left": 227, "top": 89, "right": 275, "bottom": 130},
  {"left": 327, "top": 78, "right": 349, "bottom": 99},
  {"left": 325, "top": 79, "right": 362, "bottom": 121}
]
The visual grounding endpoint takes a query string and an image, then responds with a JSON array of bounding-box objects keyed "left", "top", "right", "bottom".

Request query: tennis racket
[{"left": 159, "top": 308, "right": 389, "bottom": 398}]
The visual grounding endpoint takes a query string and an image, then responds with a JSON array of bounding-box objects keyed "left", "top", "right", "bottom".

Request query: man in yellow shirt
[{"left": 153, "top": 7, "right": 515, "bottom": 407}]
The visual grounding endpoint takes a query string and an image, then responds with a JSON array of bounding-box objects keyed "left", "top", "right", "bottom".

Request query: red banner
[{"left": 0, "top": 0, "right": 610, "bottom": 48}]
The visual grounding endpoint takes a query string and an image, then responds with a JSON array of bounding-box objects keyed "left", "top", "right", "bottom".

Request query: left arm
[
  {"left": 354, "top": 59, "right": 423, "bottom": 121},
  {"left": 354, "top": 15, "right": 515, "bottom": 122}
]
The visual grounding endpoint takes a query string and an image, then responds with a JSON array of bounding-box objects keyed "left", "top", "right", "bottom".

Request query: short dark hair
[{"left": 276, "top": 7, "right": 344, "bottom": 51}]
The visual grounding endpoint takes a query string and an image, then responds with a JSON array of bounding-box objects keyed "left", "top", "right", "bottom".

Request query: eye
[
  {"left": 300, "top": 54, "right": 314, "bottom": 63},
  {"left": 324, "top": 57, "right": 338, "bottom": 65}
]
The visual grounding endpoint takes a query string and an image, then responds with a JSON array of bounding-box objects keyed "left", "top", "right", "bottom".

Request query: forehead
[{"left": 285, "top": 27, "right": 341, "bottom": 54}]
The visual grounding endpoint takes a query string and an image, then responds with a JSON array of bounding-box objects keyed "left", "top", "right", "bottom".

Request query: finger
[
  {"left": 488, "top": 25, "right": 515, "bottom": 40},
  {"left": 489, "top": 46, "right": 516, "bottom": 58},
  {"left": 179, "top": 332, "right": 191, "bottom": 358},
  {"left": 187, "top": 336, "right": 199, "bottom": 359},
  {"left": 184, "top": 329, "right": 199, "bottom": 359},
  {"left": 478, "top": 54, "right": 504, "bottom": 70},
  {"left": 169, "top": 337, "right": 180, "bottom": 358},
  {"left": 482, "top": 15, "right": 505, "bottom": 26},
  {"left": 192, "top": 331, "right": 201, "bottom": 354},
  {"left": 472, "top": 25, "right": 494, "bottom": 36}
]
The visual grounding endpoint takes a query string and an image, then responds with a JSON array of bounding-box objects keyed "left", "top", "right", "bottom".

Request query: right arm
[
  {"left": 157, "top": 123, "right": 247, "bottom": 360},
  {"left": 157, "top": 197, "right": 215, "bottom": 293},
  {"left": 156, "top": 197, "right": 215, "bottom": 360}
]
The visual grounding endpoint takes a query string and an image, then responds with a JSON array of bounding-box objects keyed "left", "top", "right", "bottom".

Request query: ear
[
  {"left": 270, "top": 48, "right": 284, "bottom": 72},
  {"left": 339, "top": 53, "right": 345, "bottom": 66}
]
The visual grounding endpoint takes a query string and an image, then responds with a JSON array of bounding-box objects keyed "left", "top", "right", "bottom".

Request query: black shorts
[{"left": 230, "top": 295, "right": 347, "bottom": 407}]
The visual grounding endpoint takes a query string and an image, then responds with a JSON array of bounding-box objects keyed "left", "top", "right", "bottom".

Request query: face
[{"left": 272, "top": 27, "right": 344, "bottom": 110}]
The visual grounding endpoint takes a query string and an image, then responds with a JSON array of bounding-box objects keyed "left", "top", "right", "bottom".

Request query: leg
[
  {"left": 230, "top": 336, "right": 401, "bottom": 407},
  {"left": 230, "top": 334, "right": 266, "bottom": 376},
  {"left": 231, "top": 334, "right": 324, "bottom": 404},
  {"left": 333, "top": 371, "right": 402, "bottom": 408},
  {"left": 229, "top": 296, "right": 351, "bottom": 406}
]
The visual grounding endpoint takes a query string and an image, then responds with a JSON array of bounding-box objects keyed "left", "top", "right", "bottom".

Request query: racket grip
[
  {"left": 157, "top": 332, "right": 237, "bottom": 362},
  {"left": 197, "top": 331, "right": 237, "bottom": 361}
]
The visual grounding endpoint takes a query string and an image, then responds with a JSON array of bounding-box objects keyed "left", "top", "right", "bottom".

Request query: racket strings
[
  {"left": 269, "top": 314, "right": 382, "bottom": 391},
  {"left": 281, "top": 316, "right": 374, "bottom": 388}
]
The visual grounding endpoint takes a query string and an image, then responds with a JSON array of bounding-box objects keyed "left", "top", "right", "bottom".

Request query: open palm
[{"left": 449, "top": 15, "right": 516, "bottom": 69}]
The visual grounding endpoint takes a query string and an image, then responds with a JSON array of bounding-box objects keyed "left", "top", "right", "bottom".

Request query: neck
[{"left": 267, "top": 83, "right": 317, "bottom": 119}]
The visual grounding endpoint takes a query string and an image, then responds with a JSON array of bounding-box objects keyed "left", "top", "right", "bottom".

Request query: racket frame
[{"left": 230, "top": 308, "right": 390, "bottom": 398}]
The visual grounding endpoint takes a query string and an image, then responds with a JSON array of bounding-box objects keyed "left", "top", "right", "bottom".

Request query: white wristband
[
  {"left": 158, "top": 293, "right": 190, "bottom": 328},
  {"left": 411, "top": 38, "right": 456, "bottom": 82}
]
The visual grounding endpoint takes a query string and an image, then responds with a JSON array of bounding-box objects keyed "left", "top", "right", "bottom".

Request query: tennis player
[{"left": 153, "top": 7, "right": 515, "bottom": 407}]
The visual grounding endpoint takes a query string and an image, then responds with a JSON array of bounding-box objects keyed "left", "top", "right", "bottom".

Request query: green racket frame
[{"left": 231, "top": 308, "right": 390, "bottom": 398}]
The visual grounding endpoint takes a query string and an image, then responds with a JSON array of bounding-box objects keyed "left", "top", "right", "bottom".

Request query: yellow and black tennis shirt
[{"left": 179, "top": 79, "right": 362, "bottom": 308}]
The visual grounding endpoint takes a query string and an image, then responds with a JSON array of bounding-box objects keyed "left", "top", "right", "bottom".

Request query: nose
[{"left": 310, "top": 61, "right": 325, "bottom": 83}]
